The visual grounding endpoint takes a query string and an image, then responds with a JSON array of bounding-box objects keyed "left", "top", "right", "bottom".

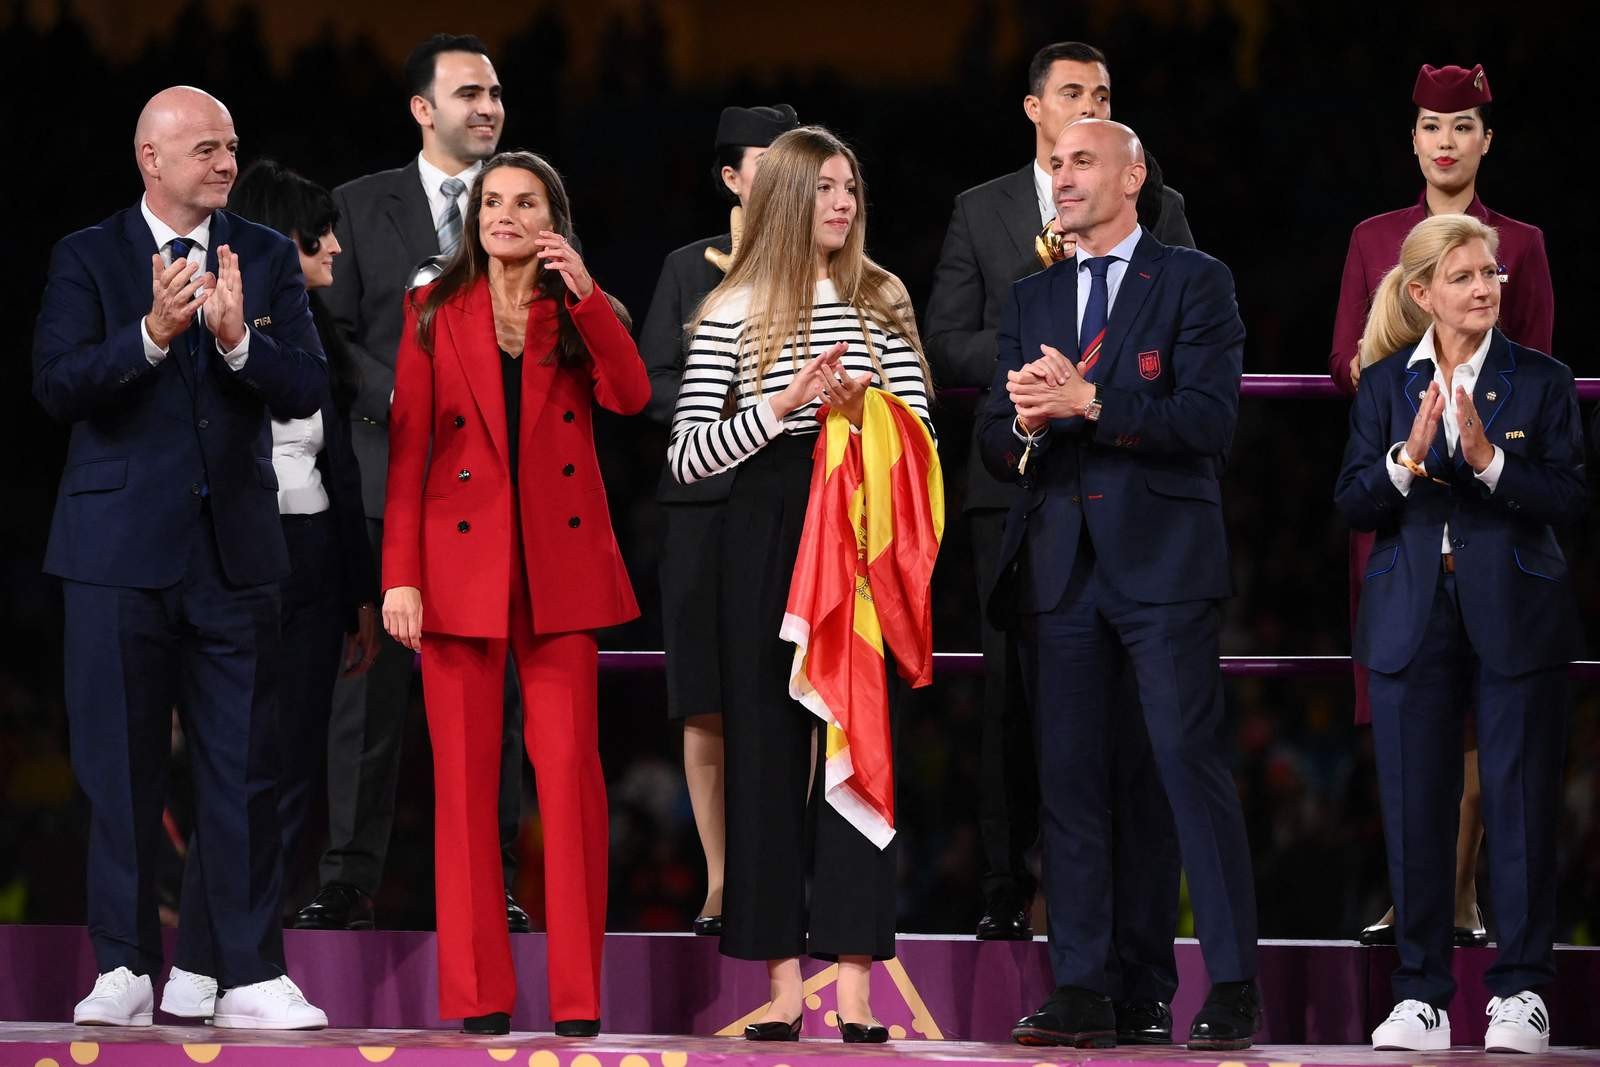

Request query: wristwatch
[{"left": 1084, "top": 384, "right": 1103, "bottom": 423}]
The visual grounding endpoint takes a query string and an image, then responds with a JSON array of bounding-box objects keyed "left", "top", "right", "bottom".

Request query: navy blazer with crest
[
  {"left": 976, "top": 228, "right": 1243, "bottom": 621},
  {"left": 1335, "top": 331, "right": 1585, "bottom": 677},
  {"left": 34, "top": 203, "right": 327, "bottom": 589}
]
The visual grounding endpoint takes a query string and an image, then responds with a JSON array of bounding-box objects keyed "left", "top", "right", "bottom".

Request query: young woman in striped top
[{"left": 669, "top": 126, "right": 932, "bottom": 1044}]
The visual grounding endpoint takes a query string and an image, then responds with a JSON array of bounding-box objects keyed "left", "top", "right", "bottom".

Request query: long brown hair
[
  {"left": 411, "top": 150, "right": 630, "bottom": 366},
  {"left": 1358, "top": 213, "right": 1500, "bottom": 367},
  {"left": 691, "top": 126, "right": 928, "bottom": 394}
]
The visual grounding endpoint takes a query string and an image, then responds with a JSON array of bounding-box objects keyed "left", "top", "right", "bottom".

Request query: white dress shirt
[
  {"left": 1384, "top": 324, "right": 1505, "bottom": 554},
  {"left": 138, "top": 196, "right": 250, "bottom": 370},
  {"left": 1032, "top": 161, "right": 1055, "bottom": 226},
  {"left": 272, "top": 411, "right": 330, "bottom": 515},
  {"left": 416, "top": 154, "right": 482, "bottom": 237}
]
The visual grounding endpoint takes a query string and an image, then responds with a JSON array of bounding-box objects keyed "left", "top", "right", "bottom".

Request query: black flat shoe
[
  {"left": 1358, "top": 918, "right": 1396, "bottom": 946},
  {"left": 554, "top": 1019, "right": 600, "bottom": 1037},
  {"left": 463, "top": 1012, "right": 510, "bottom": 1035},
  {"left": 839, "top": 1020, "right": 889, "bottom": 1043},
  {"left": 506, "top": 893, "right": 532, "bottom": 934},
  {"left": 293, "top": 883, "right": 375, "bottom": 931},
  {"left": 744, "top": 1017, "right": 802, "bottom": 1041},
  {"left": 1187, "top": 980, "right": 1261, "bottom": 1051},
  {"left": 1115, "top": 999, "right": 1173, "bottom": 1044},
  {"left": 1454, "top": 904, "right": 1489, "bottom": 947},
  {"left": 692, "top": 915, "right": 723, "bottom": 936},
  {"left": 1012, "top": 985, "right": 1116, "bottom": 1048},
  {"left": 976, "top": 904, "right": 1032, "bottom": 941}
]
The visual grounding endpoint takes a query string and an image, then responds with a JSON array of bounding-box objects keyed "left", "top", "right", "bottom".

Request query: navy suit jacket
[
  {"left": 976, "top": 229, "right": 1243, "bottom": 622},
  {"left": 34, "top": 204, "right": 327, "bottom": 589},
  {"left": 1334, "top": 332, "right": 1584, "bottom": 676}
]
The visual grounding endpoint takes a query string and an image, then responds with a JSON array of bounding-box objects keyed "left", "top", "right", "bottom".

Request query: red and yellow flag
[{"left": 780, "top": 389, "right": 944, "bottom": 848}]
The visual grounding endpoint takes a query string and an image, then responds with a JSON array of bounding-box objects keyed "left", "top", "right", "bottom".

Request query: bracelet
[{"left": 1398, "top": 449, "right": 1429, "bottom": 479}]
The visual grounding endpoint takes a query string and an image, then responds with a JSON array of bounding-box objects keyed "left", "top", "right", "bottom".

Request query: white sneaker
[
  {"left": 160, "top": 966, "right": 219, "bottom": 1019},
  {"left": 1372, "top": 999, "right": 1450, "bottom": 1051},
  {"left": 1485, "top": 991, "right": 1550, "bottom": 1054},
  {"left": 212, "top": 975, "right": 328, "bottom": 1030},
  {"left": 74, "top": 967, "right": 154, "bottom": 1026}
]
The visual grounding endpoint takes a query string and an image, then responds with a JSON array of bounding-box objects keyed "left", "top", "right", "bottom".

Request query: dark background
[{"left": 3, "top": 0, "right": 1599, "bottom": 943}]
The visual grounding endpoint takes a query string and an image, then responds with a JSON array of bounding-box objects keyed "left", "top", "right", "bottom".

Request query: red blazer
[
  {"left": 1327, "top": 192, "right": 1554, "bottom": 396},
  {"left": 383, "top": 277, "right": 648, "bottom": 638}
]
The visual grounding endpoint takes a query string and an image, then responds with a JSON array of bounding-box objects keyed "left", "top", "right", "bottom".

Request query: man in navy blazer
[
  {"left": 33, "top": 86, "right": 328, "bottom": 1029},
  {"left": 978, "top": 119, "right": 1259, "bottom": 1051}
]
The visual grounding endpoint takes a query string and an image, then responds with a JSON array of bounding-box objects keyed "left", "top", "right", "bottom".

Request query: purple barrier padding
[
  {"left": 6, "top": 926, "right": 1600, "bottom": 1046},
  {"left": 940, "top": 376, "right": 1600, "bottom": 401}
]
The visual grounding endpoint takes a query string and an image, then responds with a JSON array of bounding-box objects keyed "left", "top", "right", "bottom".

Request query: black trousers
[
  {"left": 974, "top": 509, "right": 1180, "bottom": 1000},
  {"left": 1369, "top": 572, "right": 1566, "bottom": 1007},
  {"left": 321, "top": 517, "right": 524, "bottom": 898},
  {"left": 64, "top": 509, "right": 286, "bottom": 986},
  {"left": 719, "top": 434, "right": 898, "bottom": 962}
]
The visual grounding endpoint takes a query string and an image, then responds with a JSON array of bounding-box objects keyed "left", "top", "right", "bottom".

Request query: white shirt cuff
[
  {"left": 1013, "top": 416, "right": 1044, "bottom": 444},
  {"left": 1474, "top": 445, "right": 1505, "bottom": 492},
  {"left": 141, "top": 317, "right": 170, "bottom": 365},
  {"left": 1386, "top": 442, "right": 1415, "bottom": 496},
  {"left": 755, "top": 397, "right": 783, "bottom": 438},
  {"left": 217, "top": 330, "right": 250, "bottom": 371}
]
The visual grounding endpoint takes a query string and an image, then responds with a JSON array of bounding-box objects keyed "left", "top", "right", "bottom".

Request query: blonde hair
[
  {"left": 690, "top": 126, "right": 929, "bottom": 395},
  {"left": 1358, "top": 213, "right": 1500, "bottom": 367}
]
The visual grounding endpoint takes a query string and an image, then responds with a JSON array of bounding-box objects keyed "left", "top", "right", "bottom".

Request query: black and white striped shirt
[{"left": 668, "top": 281, "right": 932, "bottom": 484}]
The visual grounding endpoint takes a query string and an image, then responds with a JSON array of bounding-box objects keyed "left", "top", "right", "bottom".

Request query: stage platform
[
  {"left": 4, "top": 1024, "right": 1600, "bottom": 1067},
  {"left": 4, "top": 926, "right": 1598, "bottom": 1051}
]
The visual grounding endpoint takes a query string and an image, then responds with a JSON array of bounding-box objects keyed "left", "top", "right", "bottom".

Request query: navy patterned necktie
[
  {"left": 438, "top": 177, "right": 466, "bottom": 257},
  {"left": 1078, "top": 255, "right": 1114, "bottom": 378}
]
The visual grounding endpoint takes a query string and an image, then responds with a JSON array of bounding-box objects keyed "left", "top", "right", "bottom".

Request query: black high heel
[
  {"left": 744, "top": 1016, "right": 802, "bottom": 1041},
  {"left": 838, "top": 1019, "right": 889, "bottom": 1043},
  {"left": 554, "top": 1019, "right": 600, "bottom": 1037},
  {"left": 462, "top": 1012, "right": 510, "bottom": 1035},
  {"left": 692, "top": 915, "right": 723, "bottom": 936}
]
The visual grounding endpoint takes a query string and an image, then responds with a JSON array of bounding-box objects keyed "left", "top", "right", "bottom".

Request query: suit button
[
  {"left": 562, "top": 464, "right": 575, "bottom": 477},
  {"left": 453, "top": 415, "right": 466, "bottom": 428},
  {"left": 189, "top": 483, "right": 201, "bottom": 496},
  {"left": 562, "top": 410, "right": 575, "bottom": 423},
  {"left": 457, "top": 520, "right": 471, "bottom": 533},
  {"left": 1070, "top": 495, "right": 1080, "bottom": 503},
  {"left": 197, "top": 418, "right": 209, "bottom": 429},
  {"left": 568, "top": 516, "right": 581, "bottom": 528},
  {"left": 458, "top": 469, "right": 471, "bottom": 481}
]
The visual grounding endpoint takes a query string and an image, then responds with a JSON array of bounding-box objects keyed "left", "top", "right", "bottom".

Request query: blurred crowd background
[{"left": 3, "top": 0, "right": 1599, "bottom": 943}]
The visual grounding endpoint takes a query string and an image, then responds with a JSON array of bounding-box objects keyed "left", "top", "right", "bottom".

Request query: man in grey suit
[
  {"left": 301, "top": 32, "right": 530, "bottom": 932},
  {"left": 924, "top": 40, "right": 1192, "bottom": 1045}
]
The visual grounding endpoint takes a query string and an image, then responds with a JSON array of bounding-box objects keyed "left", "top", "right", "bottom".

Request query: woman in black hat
[{"left": 639, "top": 104, "right": 799, "bottom": 936}]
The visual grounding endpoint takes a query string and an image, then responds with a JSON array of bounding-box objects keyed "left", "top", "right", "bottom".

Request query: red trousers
[{"left": 420, "top": 585, "right": 608, "bottom": 1021}]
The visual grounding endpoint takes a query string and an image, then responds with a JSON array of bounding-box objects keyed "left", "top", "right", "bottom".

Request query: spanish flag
[{"left": 780, "top": 389, "right": 944, "bottom": 848}]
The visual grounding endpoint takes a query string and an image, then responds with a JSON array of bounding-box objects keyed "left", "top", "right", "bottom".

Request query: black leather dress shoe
[
  {"left": 293, "top": 883, "right": 374, "bottom": 930},
  {"left": 1012, "top": 985, "right": 1116, "bottom": 1048},
  {"left": 554, "top": 1019, "right": 600, "bottom": 1037},
  {"left": 976, "top": 904, "right": 1032, "bottom": 941},
  {"left": 744, "top": 1017, "right": 801, "bottom": 1041},
  {"left": 463, "top": 1012, "right": 510, "bottom": 1035},
  {"left": 506, "top": 893, "right": 532, "bottom": 934},
  {"left": 1186, "top": 980, "right": 1261, "bottom": 1051},
  {"left": 692, "top": 915, "right": 723, "bottom": 936},
  {"left": 1115, "top": 999, "right": 1173, "bottom": 1044},
  {"left": 839, "top": 1020, "right": 889, "bottom": 1043},
  {"left": 1454, "top": 904, "right": 1489, "bottom": 947},
  {"left": 1359, "top": 918, "right": 1396, "bottom": 945}
]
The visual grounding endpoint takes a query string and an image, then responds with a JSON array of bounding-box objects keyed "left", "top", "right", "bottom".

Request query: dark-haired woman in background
[
  {"left": 383, "top": 151, "right": 648, "bottom": 1036},
  {"left": 1327, "top": 63, "right": 1554, "bottom": 947},
  {"left": 639, "top": 103, "right": 798, "bottom": 936}
]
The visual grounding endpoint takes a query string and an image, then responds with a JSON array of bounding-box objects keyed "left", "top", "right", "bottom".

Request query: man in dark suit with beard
[
  {"left": 305, "top": 32, "right": 529, "bottom": 933},
  {"left": 924, "top": 40, "right": 1191, "bottom": 1045}
]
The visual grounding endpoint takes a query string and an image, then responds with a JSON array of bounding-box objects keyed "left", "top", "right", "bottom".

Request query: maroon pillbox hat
[{"left": 1413, "top": 63, "right": 1492, "bottom": 113}]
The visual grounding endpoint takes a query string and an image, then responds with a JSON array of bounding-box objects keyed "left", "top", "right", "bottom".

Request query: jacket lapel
[
  {"left": 1096, "top": 229, "right": 1166, "bottom": 379},
  {"left": 443, "top": 280, "right": 510, "bottom": 472},
  {"left": 998, "top": 164, "right": 1044, "bottom": 263},
  {"left": 1046, "top": 261, "right": 1078, "bottom": 364},
  {"left": 519, "top": 304, "right": 559, "bottom": 437},
  {"left": 1474, "top": 329, "right": 1515, "bottom": 436},
  {"left": 386, "top": 160, "right": 440, "bottom": 263}
]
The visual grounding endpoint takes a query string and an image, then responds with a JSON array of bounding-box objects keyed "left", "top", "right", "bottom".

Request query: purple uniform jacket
[
  {"left": 1331, "top": 192, "right": 1555, "bottom": 723},
  {"left": 1328, "top": 192, "right": 1554, "bottom": 397}
]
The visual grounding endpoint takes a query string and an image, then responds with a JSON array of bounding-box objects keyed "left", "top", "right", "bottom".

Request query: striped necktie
[
  {"left": 437, "top": 177, "right": 466, "bottom": 257},
  {"left": 1078, "top": 255, "right": 1114, "bottom": 377}
]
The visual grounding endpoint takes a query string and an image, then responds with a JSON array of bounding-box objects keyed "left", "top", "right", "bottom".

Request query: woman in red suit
[
  {"left": 381, "top": 150, "right": 647, "bottom": 1036},
  {"left": 1328, "top": 64, "right": 1554, "bottom": 947}
]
